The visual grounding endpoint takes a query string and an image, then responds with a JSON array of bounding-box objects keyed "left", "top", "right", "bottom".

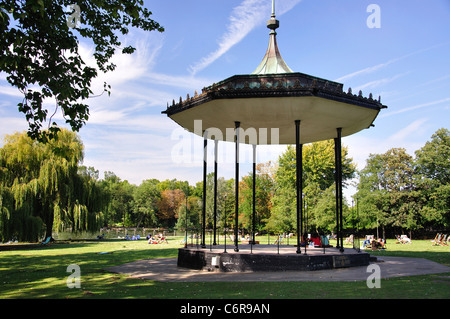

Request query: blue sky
[{"left": 1, "top": 0, "right": 449, "bottom": 200}]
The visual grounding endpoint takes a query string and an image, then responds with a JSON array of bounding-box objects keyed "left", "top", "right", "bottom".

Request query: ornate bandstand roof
[{"left": 162, "top": 1, "right": 387, "bottom": 145}]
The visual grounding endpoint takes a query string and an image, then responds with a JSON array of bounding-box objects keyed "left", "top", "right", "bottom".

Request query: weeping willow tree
[{"left": 0, "top": 129, "right": 105, "bottom": 242}]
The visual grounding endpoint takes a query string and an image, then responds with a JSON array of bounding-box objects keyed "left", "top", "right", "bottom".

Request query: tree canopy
[
  {"left": 0, "top": 129, "right": 105, "bottom": 241},
  {"left": 356, "top": 128, "right": 450, "bottom": 235},
  {"left": 268, "top": 140, "right": 356, "bottom": 233},
  {"left": 0, "top": 0, "right": 164, "bottom": 141},
  {"left": 1, "top": 128, "right": 448, "bottom": 242}
]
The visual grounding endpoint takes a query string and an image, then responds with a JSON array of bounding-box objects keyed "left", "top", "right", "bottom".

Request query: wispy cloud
[
  {"left": 0, "top": 117, "right": 28, "bottom": 141},
  {"left": 0, "top": 85, "right": 23, "bottom": 98},
  {"left": 353, "top": 72, "right": 408, "bottom": 93},
  {"left": 335, "top": 59, "right": 398, "bottom": 83},
  {"left": 381, "top": 97, "right": 450, "bottom": 118},
  {"left": 335, "top": 43, "right": 449, "bottom": 83},
  {"left": 188, "top": 0, "right": 302, "bottom": 75},
  {"left": 144, "top": 72, "right": 215, "bottom": 91},
  {"left": 344, "top": 118, "right": 429, "bottom": 171},
  {"left": 79, "top": 36, "right": 164, "bottom": 94}
]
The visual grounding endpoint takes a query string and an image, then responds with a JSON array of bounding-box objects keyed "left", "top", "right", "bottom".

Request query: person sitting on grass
[
  {"left": 148, "top": 235, "right": 158, "bottom": 244},
  {"left": 363, "top": 237, "right": 372, "bottom": 248},
  {"left": 310, "top": 234, "right": 322, "bottom": 247},
  {"left": 371, "top": 238, "right": 386, "bottom": 250},
  {"left": 300, "top": 233, "right": 308, "bottom": 247}
]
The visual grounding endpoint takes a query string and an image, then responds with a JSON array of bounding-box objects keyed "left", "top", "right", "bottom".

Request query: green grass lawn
[{"left": 0, "top": 236, "right": 449, "bottom": 299}]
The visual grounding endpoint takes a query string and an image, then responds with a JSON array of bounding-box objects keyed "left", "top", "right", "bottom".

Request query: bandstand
[{"left": 162, "top": 0, "right": 386, "bottom": 272}]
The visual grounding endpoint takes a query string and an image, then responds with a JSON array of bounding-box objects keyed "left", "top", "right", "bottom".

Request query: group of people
[
  {"left": 124, "top": 234, "right": 141, "bottom": 241},
  {"left": 362, "top": 236, "right": 386, "bottom": 250},
  {"left": 122, "top": 233, "right": 168, "bottom": 244},
  {"left": 299, "top": 233, "right": 333, "bottom": 248},
  {"left": 147, "top": 233, "right": 168, "bottom": 244},
  {"left": 396, "top": 235, "right": 412, "bottom": 244}
]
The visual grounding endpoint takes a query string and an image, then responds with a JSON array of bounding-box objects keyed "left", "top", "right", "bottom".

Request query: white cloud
[
  {"left": 381, "top": 97, "right": 450, "bottom": 118},
  {"left": 344, "top": 119, "right": 428, "bottom": 172},
  {"left": 0, "top": 85, "right": 23, "bottom": 98},
  {"left": 144, "top": 72, "right": 216, "bottom": 92},
  {"left": 335, "top": 59, "right": 398, "bottom": 83},
  {"left": 0, "top": 117, "right": 28, "bottom": 143},
  {"left": 188, "top": 0, "right": 302, "bottom": 75},
  {"left": 342, "top": 119, "right": 431, "bottom": 201},
  {"left": 79, "top": 35, "right": 164, "bottom": 94},
  {"left": 335, "top": 44, "right": 447, "bottom": 83},
  {"left": 353, "top": 73, "right": 408, "bottom": 93}
]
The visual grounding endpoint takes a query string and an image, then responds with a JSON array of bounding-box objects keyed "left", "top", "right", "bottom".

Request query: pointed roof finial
[
  {"left": 251, "top": 0, "right": 293, "bottom": 74},
  {"left": 267, "top": 0, "right": 279, "bottom": 33}
]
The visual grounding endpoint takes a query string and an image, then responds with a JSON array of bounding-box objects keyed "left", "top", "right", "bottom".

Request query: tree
[
  {"left": 158, "top": 179, "right": 189, "bottom": 193},
  {"left": 205, "top": 173, "right": 229, "bottom": 229},
  {"left": 356, "top": 148, "right": 419, "bottom": 235},
  {"left": 220, "top": 179, "right": 235, "bottom": 230},
  {"left": 133, "top": 179, "right": 160, "bottom": 228},
  {"left": 240, "top": 163, "right": 275, "bottom": 233},
  {"left": 269, "top": 141, "right": 356, "bottom": 233},
  {"left": 157, "top": 189, "right": 184, "bottom": 227},
  {"left": 415, "top": 128, "right": 450, "bottom": 185},
  {"left": 0, "top": 129, "right": 105, "bottom": 241},
  {"left": 175, "top": 195, "right": 201, "bottom": 232},
  {"left": 310, "top": 185, "right": 338, "bottom": 232},
  {"left": 267, "top": 186, "right": 296, "bottom": 233},
  {"left": 274, "top": 141, "right": 355, "bottom": 192},
  {"left": 415, "top": 128, "right": 450, "bottom": 228},
  {"left": 0, "top": 0, "right": 164, "bottom": 141},
  {"left": 109, "top": 180, "right": 135, "bottom": 227}
]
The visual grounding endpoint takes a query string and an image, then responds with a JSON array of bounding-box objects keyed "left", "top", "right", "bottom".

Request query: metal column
[
  {"left": 337, "top": 128, "right": 344, "bottom": 252},
  {"left": 335, "top": 128, "right": 344, "bottom": 252},
  {"left": 201, "top": 130, "right": 207, "bottom": 248},
  {"left": 213, "top": 140, "right": 218, "bottom": 245},
  {"left": 295, "top": 120, "right": 302, "bottom": 254},
  {"left": 234, "top": 121, "right": 240, "bottom": 252},
  {"left": 334, "top": 137, "right": 340, "bottom": 250},
  {"left": 252, "top": 144, "right": 257, "bottom": 245}
]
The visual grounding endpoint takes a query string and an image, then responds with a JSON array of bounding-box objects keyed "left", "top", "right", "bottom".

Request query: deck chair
[
  {"left": 345, "top": 234, "right": 354, "bottom": 244},
  {"left": 158, "top": 237, "right": 168, "bottom": 244},
  {"left": 40, "top": 237, "right": 52, "bottom": 246},
  {"left": 396, "top": 235, "right": 410, "bottom": 244},
  {"left": 440, "top": 234, "right": 448, "bottom": 246},
  {"left": 399, "top": 235, "right": 411, "bottom": 244},
  {"left": 361, "top": 235, "right": 374, "bottom": 249},
  {"left": 431, "top": 233, "right": 442, "bottom": 246},
  {"left": 273, "top": 234, "right": 284, "bottom": 245}
]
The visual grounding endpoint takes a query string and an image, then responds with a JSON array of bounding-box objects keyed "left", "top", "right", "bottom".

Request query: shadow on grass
[{"left": 0, "top": 240, "right": 179, "bottom": 298}]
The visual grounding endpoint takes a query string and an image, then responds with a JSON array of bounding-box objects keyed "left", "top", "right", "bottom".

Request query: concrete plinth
[{"left": 177, "top": 244, "right": 371, "bottom": 272}]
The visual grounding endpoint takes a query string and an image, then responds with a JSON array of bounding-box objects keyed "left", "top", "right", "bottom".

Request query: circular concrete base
[{"left": 177, "top": 244, "right": 371, "bottom": 272}]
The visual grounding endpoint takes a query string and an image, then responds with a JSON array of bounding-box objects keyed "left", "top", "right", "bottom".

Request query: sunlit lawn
[{"left": 0, "top": 236, "right": 449, "bottom": 299}]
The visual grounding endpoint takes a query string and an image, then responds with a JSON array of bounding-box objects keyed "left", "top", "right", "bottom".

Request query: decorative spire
[
  {"left": 252, "top": 0, "right": 293, "bottom": 75},
  {"left": 267, "top": 0, "right": 279, "bottom": 34}
]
